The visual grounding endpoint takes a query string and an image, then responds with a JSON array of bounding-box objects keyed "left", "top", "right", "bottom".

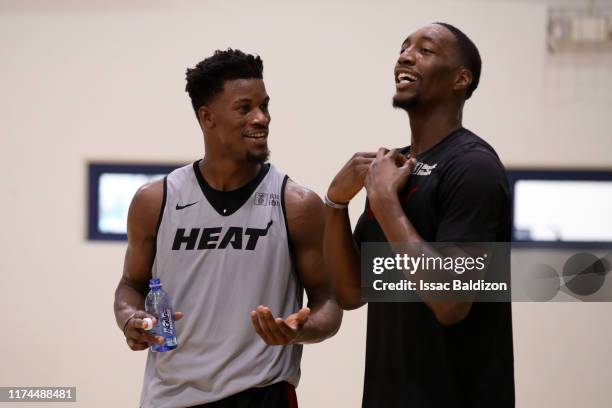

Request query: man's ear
[
  {"left": 198, "top": 106, "right": 214, "bottom": 130},
  {"left": 453, "top": 68, "right": 473, "bottom": 94}
]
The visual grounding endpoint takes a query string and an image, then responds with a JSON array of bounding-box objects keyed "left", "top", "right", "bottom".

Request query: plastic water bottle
[{"left": 145, "top": 278, "right": 178, "bottom": 352}]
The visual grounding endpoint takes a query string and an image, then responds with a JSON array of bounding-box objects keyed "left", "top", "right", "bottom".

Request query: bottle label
[{"left": 160, "top": 309, "right": 174, "bottom": 336}]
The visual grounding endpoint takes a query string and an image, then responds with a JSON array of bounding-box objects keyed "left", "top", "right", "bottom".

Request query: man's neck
[
  {"left": 407, "top": 101, "right": 463, "bottom": 157},
  {"left": 199, "top": 156, "right": 261, "bottom": 191}
]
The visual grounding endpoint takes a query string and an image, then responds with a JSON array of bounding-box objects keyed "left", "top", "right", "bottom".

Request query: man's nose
[
  {"left": 251, "top": 108, "right": 270, "bottom": 126},
  {"left": 398, "top": 47, "right": 416, "bottom": 65}
]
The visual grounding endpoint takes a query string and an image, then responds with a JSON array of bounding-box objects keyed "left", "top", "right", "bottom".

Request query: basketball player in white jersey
[{"left": 114, "top": 49, "right": 342, "bottom": 408}]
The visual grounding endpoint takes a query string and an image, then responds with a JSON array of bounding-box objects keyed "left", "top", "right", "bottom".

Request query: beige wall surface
[{"left": 1, "top": 0, "right": 611, "bottom": 407}]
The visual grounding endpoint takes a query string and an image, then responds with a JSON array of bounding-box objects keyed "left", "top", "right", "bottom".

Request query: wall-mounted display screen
[
  {"left": 507, "top": 170, "right": 612, "bottom": 247},
  {"left": 88, "top": 163, "right": 183, "bottom": 241}
]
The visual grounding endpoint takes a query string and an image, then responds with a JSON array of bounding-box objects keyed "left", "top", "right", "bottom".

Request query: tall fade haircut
[
  {"left": 185, "top": 48, "right": 264, "bottom": 116},
  {"left": 433, "top": 22, "right": 481, "bottom": 99}
]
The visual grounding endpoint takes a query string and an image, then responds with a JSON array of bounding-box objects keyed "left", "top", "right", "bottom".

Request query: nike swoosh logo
[{"left": 176, "top": 201, "right": 199, "bottom": 210}]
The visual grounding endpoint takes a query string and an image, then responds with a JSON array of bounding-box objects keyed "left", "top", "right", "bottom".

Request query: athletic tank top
[{"left": 140, "top": 162, "right": 303, "bottom": 408}]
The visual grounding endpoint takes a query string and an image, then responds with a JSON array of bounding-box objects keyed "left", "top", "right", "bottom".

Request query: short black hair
[
  {"left": 185, "top": 48, "right": 264, "bottom": 114},
  {"left": 434, "top": 22, "right": 481, "bottom": 99}
]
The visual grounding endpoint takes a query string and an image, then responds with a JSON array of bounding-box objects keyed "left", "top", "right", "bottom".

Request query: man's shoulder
[
  {"left": 440, "top": 129, "right": 505, "bottom": 174},
  {"left": 283, "top": 179, "right": 323, "bottom": 213},
  {"left": 133, "top": 178, "right": 165, "bottom": 208},
  {"left": 128, "top": 178, "right": 165, "bottom": 238},
  {"left": 450, "top": 128, "right": 500, "bottom": 159},
  {"left": 282, "top": 179, "right": 324, "bottom": 242}
]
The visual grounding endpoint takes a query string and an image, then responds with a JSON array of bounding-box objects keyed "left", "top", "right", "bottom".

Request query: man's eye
[
  {"left": 400, "top": 47, "right": 407, "bottom": 54},
  {"left": 261, "top": 103, "right": 269, "bottom": 113},
  {"left": 238, "top": 105, "right": 250, "bottom": 113},
  {"left": 421, "top": 48, "right": 433, "bottom": 54}
]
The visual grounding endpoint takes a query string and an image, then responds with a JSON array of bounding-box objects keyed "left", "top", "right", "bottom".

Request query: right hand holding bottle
[{"left": 123, "top": 310, "right": 183, "bottom": 351}]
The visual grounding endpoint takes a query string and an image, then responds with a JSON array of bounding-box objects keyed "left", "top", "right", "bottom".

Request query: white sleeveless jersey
[{"left": 140, "top": 162, "right": 303, "bottom": 408}]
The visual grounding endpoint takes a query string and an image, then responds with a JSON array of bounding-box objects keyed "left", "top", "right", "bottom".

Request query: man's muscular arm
[
  {"left": 113, "top": 180, "right": 182, "bottom": 350},
  {"left": 323, "top": 152, "right": 376, "bottom": 310},
  {"left": 250, "top": 180, "right": 342, "bottom": 345}
]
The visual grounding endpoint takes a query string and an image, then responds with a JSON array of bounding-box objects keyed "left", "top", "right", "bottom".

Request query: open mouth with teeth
[
  {"left": 397, "top": 72, "right": 418, "bottom": 84},
  {"left": 243, "top": 131, "right": 268, "bottom": 140}
]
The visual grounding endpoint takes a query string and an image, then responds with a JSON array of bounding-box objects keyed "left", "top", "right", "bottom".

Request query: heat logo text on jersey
[{"left": 172, "top": 220, "right": 273, "bottom": 251}]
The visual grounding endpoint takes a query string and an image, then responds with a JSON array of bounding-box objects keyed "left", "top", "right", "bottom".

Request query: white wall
[{"left": 1, "top": 0, "right": 611, "bottom": 406}]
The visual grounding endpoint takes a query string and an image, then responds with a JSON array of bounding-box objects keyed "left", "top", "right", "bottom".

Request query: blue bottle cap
[{"left": 149, "top": 278, "right": 162, "bottom": 289}]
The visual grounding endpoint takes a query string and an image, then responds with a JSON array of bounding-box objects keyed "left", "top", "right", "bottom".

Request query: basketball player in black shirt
[{"left": 323, "top": 23, "right": 515, "bottom": 407}]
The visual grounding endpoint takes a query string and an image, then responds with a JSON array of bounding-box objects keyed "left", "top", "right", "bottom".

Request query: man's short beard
[
  {"left": 392, "top": 95, "right": 419, "bottom": 111},
  {"left": 246, "top": 149, "right": 270, "bottom": 164}
]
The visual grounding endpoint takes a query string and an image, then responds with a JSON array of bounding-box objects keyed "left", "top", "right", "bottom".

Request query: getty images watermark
[{"left": 360, "top": 243, "right": 612, "bottom": 302}]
